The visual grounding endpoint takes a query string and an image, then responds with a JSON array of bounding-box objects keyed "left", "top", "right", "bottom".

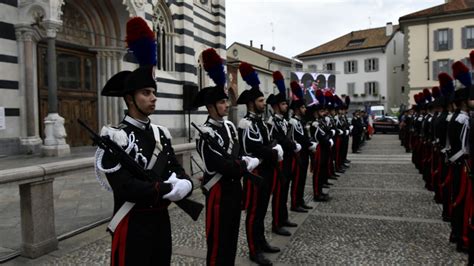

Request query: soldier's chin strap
[{"left": 132, "top": 96, "right": 149, "bottom": 117}]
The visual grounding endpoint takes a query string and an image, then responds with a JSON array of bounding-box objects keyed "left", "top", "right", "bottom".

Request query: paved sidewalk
[{"left": 3, "top": 135, "right": 468, "bottom": 265}]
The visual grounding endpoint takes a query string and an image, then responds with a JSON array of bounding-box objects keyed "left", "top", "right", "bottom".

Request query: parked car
[{"left": 373, "top": 117, "right": 399, "bottom": 134}]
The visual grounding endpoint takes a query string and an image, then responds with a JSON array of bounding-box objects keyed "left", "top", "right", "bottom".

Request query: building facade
[
  {"left": 399, "top": 0, "right": 474, "bottom": 105},
  {"left": 226, "top": 41, "right": 301, "bottom": 120},
  {"left": 296, "top": 23, "right": 405, "bottom": 113},
  {"left": 0, "top": 0, "right": 225, "bottom": 155}
]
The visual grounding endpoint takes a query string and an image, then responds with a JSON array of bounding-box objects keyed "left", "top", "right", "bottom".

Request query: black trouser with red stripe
[
  {"left": 205, "top": 179, "right": 242, "bottom": 266},
  {"left": 243, "top": 166, "right": 273, "bottom": 256},
  {"left": 111, "top": 208, "right": 171, "bottom": 266},
  {"left": 441, "top": 163, "right": 453, "bottom": 220},
  {"left": 272, "top": 160, "right": 290, "bottom": 229},
  {"left": 291, "top": 151, "right": 309, "bottom": 208},
  {"left": 313, "top": 145, "right": 329, "bottom": 197},
  {"left": 451, "top": 161, "right": 467, "bottom": 246}
]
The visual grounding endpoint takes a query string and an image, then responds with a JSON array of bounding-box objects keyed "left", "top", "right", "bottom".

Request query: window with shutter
[
  {"left": 436, "top": 29, "right": 449, "bottom": 51},
  {"left": 433, "top": 59, "right": 449, "bottom": 80},
  {"left": 434, "top": 30, "right": 439, "bottom": 51},
  {"left": 447, "top": 59, "right": 453, "bottom": 75},
  {"left": 365, "top": 58, "right": 378, "bottom": 72},
  {"left": 346, "top": 60, "right": 357, "bottom": 74},
  {"left": 464, "top": 26, "right": 474, "bottom": 48},
  {"left": 364, "top": 82, "right": 369, "bottom": 95},
  {"left": 432, "top": 61, "right": 438, "bottom": 80},
  {"left": 447, "top": 29, "right": 453, "bottom": 50},
  {"left": 347, "top": 83, "right": 355, "bottom": 96}
]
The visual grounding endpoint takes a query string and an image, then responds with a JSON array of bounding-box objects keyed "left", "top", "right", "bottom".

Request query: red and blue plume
[
  {"left": 438, "top": 72, "right": 454, "bottom": 96},
  {"left": 423, "top": 88, "right": 432, "bottom": 103},
  {"left": 324, "top": 91, "right": 333, "bottom": 105},
  {"left": 315, "top": 89, "right": 325, "bottom": 105},
  {"left": 452, "top": 61, "right": 472, "bottom": 87},
  {"left": 126, "top": 17, "right": 157, "bottom": 66},
  {"left": 273, "top": 71, "right": 286, "bottom": 96},
  {"left": 290, "top": 81, "right": 304, "bottom": 100},
  {"left": 431, "top": 86, "right": 441, "bottom": 98},
  {"left": 202, "top": 48, "right": 225, "bottom": 87},
  {"left": 239, "top": 62, "right": 260, "bottom": 88},
  {"left": 470, "top": 50, "right": 474, "bottom": 68}
]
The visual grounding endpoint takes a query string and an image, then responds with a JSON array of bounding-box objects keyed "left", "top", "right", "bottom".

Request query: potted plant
[
  {"left": 353, "top": 93, "right": 359, "bottom": 97},
  {"left": 360, "top": 93, "right": 366, "bottom": 97}
]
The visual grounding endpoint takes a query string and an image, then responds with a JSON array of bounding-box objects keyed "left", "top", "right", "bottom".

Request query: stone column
[
  {"left": 20, "top": 179, "right": 58, "bottom": 258},
  {"left": 41, "top": 24, "right": 70, "bottom": 156},
  {"left": 15, "top": 27, "right": 42, "bottom": 154}
]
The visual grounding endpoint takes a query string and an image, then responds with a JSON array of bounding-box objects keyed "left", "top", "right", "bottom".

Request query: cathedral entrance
[{"left": 37, "top": 45, "right": 97, "bottom": 147}]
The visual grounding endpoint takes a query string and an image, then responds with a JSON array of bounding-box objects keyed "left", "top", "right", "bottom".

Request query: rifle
[
  {"left": 77, "top": 119, "right": 204, "bottom": 221},
  {"left": 191, "top": 122, "right": 263, "bottom": 186}
]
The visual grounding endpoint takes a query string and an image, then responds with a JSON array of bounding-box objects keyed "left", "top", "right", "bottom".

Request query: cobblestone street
[{"left": 5, "top": 135, "right": 468, "bottom": 265}]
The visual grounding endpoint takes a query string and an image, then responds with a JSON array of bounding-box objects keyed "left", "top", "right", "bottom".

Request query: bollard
[{"left": 19, "top": 179, "right": 58, "bottom": 258}]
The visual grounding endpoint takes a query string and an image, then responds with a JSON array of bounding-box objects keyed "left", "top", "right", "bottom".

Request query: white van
[{"left": 370, "top": 105, "right": 385, "bottom": 119}]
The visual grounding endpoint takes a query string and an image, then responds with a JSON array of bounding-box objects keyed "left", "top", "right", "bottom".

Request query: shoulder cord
[{"left": 94, "top": 133, "right": 137, "bottom": 191}]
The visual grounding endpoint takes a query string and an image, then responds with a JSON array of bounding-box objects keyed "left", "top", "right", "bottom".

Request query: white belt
[
  {"left": 202, "top": 173, "right": 223, "bottom": 192},
  {"left": 449, "top": 149, "right": 465, "bottom": 163},
  {"left": 108, "top": 201, "right": 135, "bottom": 233}
]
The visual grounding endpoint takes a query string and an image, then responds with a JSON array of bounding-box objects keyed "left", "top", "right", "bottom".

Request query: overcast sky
[{"left": 226, "top": 0, "right": 445, "bottom": 59}]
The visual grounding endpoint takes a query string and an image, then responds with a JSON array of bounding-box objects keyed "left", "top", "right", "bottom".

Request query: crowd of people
[{"left": 399, "top": 51, "right": 474, "bottom": 265}]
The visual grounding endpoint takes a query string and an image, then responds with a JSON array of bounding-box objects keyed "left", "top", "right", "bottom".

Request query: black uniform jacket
[
  {"left": 196, "top": 117, "right": 246, "bottom": 183},
  {"left": 101, "top": 115, "right": 192, "bottom": 213}
]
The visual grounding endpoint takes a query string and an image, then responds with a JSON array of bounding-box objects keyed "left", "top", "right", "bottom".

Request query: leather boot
[
  {"left": 272, "top": 227, "right": 291, "bottom": 236},
  {"left": 250, "top": 253, "right": 273, "bottom": 265}
]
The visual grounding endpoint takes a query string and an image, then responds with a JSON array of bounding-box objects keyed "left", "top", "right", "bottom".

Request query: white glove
[
  {"left": 163, "top": 178, "right": 192, "bottom": 202},
  {"left": 337, "top": 129, "right": 344, "bottom": 135},
  {"left": 242, "top": 156, "right": 260, "bottom": 172},
  {"left": 329, "top": 139, "right": 334, "bottom": 147},
  {"left": 330, "top": 129, "right": 336, "bottom": 136},
  {"left": 273, "top": 144, "right": 284, "bottom": 161},
  {"left": 308, "top": 142, "right": 318, "bottom": 152},
  {"left": 294, "top": 143, "right": 302, "bottom": 153},
  {"left": 166, "top": 172, "right": 178, "bottom": 185},
  {"left": 345, "top": 129, "right": 350, "bottom": 136}
]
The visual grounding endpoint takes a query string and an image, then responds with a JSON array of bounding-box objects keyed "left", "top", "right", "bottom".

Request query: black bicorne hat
[
  {"left": 237, "top": 87, "right": 264, "bottom": 104},
  {"left": 290, "top": 99, "right": 305, "bottom": 110},
  {"left": 101, "top": 66, "right": 157, "bottom": 97},
  {"left": 192, "top": 86, "right": 228, "bottom": 108}
]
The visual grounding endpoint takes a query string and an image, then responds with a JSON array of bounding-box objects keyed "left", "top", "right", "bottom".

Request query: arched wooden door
[{"left": 37, "top": 44, "right": 97, "bottom": 147}]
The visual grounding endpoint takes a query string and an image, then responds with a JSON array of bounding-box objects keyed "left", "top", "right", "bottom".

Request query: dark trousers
[
  {"left": 469, "top": 226, "right": 474, "bottom": 265},
  {"left": 352, "top": 134, "right": 361, "bottom": 152},
  {"left": 313, "top": 145, "right": 329, "bottom": 197},
  {"left": 451, "top": 162, "right": 466, "bottom": 246},
  {"left": 441, "top": 164, "right": 453, "bottom": 220},
  {"left": 205, "top": 180, "right": 242, "bottom": 266},
  {"left": 341, "top": 135, "right": 350, "bottom": 162},
  {"left": 112, "top": 208, "right": 171, "bottom": 266},
  {"left": 272, "top": 161, "right": 290, "bottom": 229},
  {"left": 291, "top": 151, "right": 309, "bottom": 208},
  {"left": 243, "top": 167, "right": 273, "bottom": 256}
]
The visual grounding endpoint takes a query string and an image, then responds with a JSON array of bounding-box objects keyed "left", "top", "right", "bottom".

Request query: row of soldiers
[
  {"left": 400, "top": 51, "right": 474, "bottom": 265},
  {"left": 193, "top": 48, "right": 356, "bottom": 265},
  {"left": 94, "top": 17, "right": 365, "bottom": 266}
]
